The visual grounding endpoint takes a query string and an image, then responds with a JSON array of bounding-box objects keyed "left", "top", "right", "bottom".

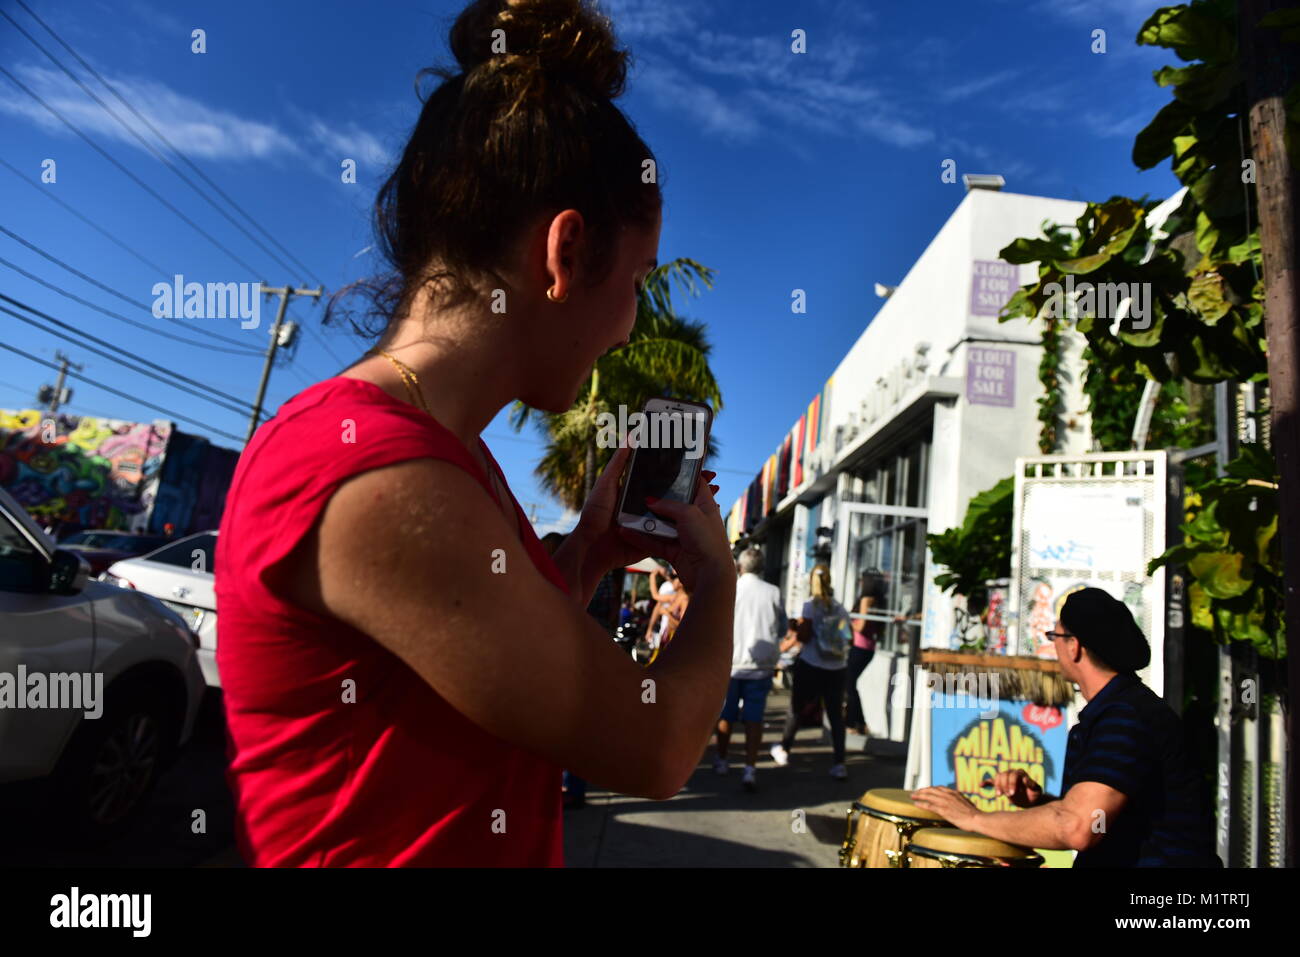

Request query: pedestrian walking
[
  {"left": 712, "top": 547, "right": 786, "bottom": 792},
  {"left": 846, "top": 569, "right": 885, "bottom": 736},
  {"left": 771, "top": 564, "right": 853, "bottom": 780}
]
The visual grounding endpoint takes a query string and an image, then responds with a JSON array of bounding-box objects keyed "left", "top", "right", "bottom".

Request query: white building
[{"left": 728, "top": 182, "right": 1094, "bottom": 738}]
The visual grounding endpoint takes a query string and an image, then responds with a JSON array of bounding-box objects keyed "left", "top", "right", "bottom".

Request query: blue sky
[{"left": 0, "top": 0, "right": 1182, "bottom": 533}]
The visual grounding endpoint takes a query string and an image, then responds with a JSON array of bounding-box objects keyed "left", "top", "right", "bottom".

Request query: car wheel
[{"left": 53, "top": 692, "right": 175, "bottom": 843}]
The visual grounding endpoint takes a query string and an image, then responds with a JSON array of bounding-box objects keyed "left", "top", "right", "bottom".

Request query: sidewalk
[{"left": 563, "top": 682, "right": 909, "bottom": 867}]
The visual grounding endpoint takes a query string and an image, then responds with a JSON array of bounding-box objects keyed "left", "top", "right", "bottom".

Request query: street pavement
[
  {"left": 0, "top": 682, "right": 907, "bottom": 868},
  {"left": 564, "top": 681, "right": 909, "bottom": 867}
]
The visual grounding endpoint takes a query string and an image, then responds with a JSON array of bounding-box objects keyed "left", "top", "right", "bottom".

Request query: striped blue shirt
[{"left": 1063, "top": 672, "right": 1220, "bottom": 868}]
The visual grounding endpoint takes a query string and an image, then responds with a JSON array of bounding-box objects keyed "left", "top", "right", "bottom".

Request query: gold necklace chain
[
  {"left": 369, "top": 348, "right": 507, "bottom": 510},
  {"left": 372, "top": 349, "right": 431, "bottom": 416}
]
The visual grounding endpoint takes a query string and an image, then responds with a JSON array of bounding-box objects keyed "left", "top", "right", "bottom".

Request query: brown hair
[
  {"left": 333, "top": 0, "right": 662, "bottom": 338},
  {"left": 810, "top": 563, "right": 835, "bottom": 610}
]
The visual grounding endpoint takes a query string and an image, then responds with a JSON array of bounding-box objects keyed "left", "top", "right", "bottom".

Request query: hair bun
[{"left": 450, "top": 0, "right": 628, "bottom": 100}]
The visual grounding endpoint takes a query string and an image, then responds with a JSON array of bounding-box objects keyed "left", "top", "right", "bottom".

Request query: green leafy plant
[
  {"left": 1148, "top": 445, "right": 1284, "bottom": 658},
  {"left": 927, "top": 477, "right": 1014, "bottom": 608},
  {"left": 997, "top": 0, "right": 1295, "bottom": 655}
]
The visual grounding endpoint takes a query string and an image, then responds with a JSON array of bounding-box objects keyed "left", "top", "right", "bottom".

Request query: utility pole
[
  {"left": 246, "top": 284, "right": 321, "bottom": 443},
  {"left": 39, "top": 350, "right": 82, "bottom": 415},
  {"left": 1240, "top": 0, "right": 1300, "bottom": 868}
]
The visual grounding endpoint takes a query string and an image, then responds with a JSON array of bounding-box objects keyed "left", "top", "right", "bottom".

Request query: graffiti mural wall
[{"left": 0, "top": 409, "right": 171, "bottom": 532}]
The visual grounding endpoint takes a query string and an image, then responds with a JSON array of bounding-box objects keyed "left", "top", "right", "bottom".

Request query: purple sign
[
  {"left": 970, "top": 260, "right": 1019, "bottom": 316},
  {"left": 967, "top": 347, "right": 1015, "bottom": 407}
]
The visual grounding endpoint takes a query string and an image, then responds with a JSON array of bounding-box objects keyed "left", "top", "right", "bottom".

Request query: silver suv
[{"left": 0, "top": 486, "right": 205, "bottom": 841}]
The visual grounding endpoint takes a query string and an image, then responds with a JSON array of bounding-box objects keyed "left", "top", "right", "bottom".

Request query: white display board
[{"left": 1008, "top": 452, "right": 1169, "bottom": 696}]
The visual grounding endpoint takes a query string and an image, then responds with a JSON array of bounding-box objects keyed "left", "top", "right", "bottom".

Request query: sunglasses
[{"left": 1044, "top": 630, "right": 1075, "bottom": 641}]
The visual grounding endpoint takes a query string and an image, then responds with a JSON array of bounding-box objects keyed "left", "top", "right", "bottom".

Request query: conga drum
[
  {"left": 904, "top": 828, "right": 1044, "bottom": 868},
  {"left": 839, "top": 788, "right": 948, "bottom": 868}
]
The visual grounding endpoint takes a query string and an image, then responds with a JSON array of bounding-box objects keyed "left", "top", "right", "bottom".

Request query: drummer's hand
[
  {"left": 910, "top": 786, "right": 980, "bottom": 830},
  {"left": 994, "top": 769, "right": 1044, "bottom": 808}
]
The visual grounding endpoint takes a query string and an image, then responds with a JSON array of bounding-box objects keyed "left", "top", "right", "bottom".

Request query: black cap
[{"left": 1059, "top": 587, "right": 1150, "bottom": 674}]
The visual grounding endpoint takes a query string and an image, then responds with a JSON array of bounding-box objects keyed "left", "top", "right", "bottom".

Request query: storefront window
[{"left": 842, "top": 434, "right": 931, "bottom": 653}]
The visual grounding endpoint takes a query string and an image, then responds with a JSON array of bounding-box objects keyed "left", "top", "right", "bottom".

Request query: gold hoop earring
[{"left": 546, "top": 285, "right": 568, "bottom": 304}]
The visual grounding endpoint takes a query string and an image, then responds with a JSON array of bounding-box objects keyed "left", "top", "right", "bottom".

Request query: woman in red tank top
[{"left": 214, "top": 0, "right": 736, "bottom": 867}]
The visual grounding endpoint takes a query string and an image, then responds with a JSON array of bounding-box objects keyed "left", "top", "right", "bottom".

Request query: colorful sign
[
  {"left": 966, "top": 347, "right": 1016, "bottom": 407},
  {"left": 970, "top": 260, "right": 1020, "bottom": 316},
  {"left": 930, "top": 696, "right": 1069, "bottom": 812}
]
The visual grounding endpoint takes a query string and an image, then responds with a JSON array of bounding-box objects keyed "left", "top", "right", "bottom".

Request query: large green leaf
[
  {"left": 1134, "top": 99, "right": 1195, "bottom": 168},
  {"left": 1155, "top": 62, "right": 1242, "bottom": 110},
  {"left": 1187, "top": 270, "right": 1231, "bottom": 323},
  {"left": 1000, "top": 236, "right": 1073, "bottom": 265},
  {"left": 1183, "top": 498, "right": 1226, "bottom": 545},
  {"left": 1255, "top": 514, "right": 1279, "bottom": 572},
  {"left": 1189, "top": 552, "right": 1252, "bottom": 599},
  {"left": 1138, "top": 3, "right": 1236, "bottom": 63}
]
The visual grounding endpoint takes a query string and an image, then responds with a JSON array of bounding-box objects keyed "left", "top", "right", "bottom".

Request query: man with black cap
[{"left": 912, "top": 587, "right": 1220, "bottom": 867}]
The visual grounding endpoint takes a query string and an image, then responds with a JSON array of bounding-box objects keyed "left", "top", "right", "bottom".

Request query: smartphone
[{"left": 616, "top": 397, "right": 714, "bottom": 539}]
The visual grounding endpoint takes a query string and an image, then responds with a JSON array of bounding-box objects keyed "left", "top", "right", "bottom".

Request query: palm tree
[{"left": 511, "top": 258, "right": 723, "bottom": 511}]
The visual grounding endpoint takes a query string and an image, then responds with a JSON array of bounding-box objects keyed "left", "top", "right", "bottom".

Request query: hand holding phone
[{"left": 616, "top": 398, "right": 714, "bottom": 540}]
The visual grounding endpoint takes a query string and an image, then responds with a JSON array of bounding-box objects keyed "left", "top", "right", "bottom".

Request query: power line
[
  {"left": 4, "top": 6, "right": 357, "bottom": 377},
  {"left": 1, "top": 297, "right": 254, "bottom": 416},
  {"left": 0, "top": 155, "right": 167, "bottom": 276},
  {"left": 0, "top": 62, "right": 265, "bottom": 277},
  {"left": 1, "top": 290, "right": 254, "bottom": 411},
  {"left": 11, "top": 0, "right": 327, "bottom": 288},
  {"left": 301, "top": 322, "right": 350, "bottom": 369},
  {"left": 0, "top": 225, "right": 264, "bottom": 355},
  {"left": 1, "top": 6, "right": 319, "bottom": 286},
  {"left": 0, "top": 340, "right": 245, "bottom": 444},
  {"left": 0, "top": 254, "right": 264, "bottom": 357}
]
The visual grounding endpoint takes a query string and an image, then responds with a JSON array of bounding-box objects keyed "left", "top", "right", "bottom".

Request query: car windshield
[
  {"left": 62, "top": 531, "right": 112, "bottom": 547},
  {"left": 143, "top": 533, "right": 217, "bottom": 574}
]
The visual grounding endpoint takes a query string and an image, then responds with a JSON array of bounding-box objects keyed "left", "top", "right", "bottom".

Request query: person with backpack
[{"left": 771, "top": 564, "right": 852, "bottom": 780}]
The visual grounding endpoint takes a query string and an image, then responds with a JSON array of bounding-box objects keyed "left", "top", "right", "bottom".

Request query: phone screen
[{"left": 621, "top": 409, "right": 708, "bottom": 519}]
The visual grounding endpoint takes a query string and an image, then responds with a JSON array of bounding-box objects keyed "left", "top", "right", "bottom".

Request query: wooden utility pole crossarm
[{"left": 245, "top": 284, "right": 322, "bottom": 443}]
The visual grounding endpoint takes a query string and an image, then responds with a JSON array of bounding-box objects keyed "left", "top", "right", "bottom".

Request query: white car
[
  {"left": 0, "top": 486, "right": 206, "bottom": 841},
  {"left": 103, "top": 531, "right": 219, "bottom": 688}
]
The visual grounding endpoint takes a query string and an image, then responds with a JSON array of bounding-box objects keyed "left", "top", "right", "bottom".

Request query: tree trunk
[{"left": 1240, "top": 0, "right": 1300, "bottom": 868}]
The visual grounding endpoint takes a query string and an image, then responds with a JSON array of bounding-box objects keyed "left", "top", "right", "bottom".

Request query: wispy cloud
[
  {"left": 611, "top": 0, "right": 934, "bottom": 151},
  {"left": 636, "top": 56, "right": 764, "bottom": 141},
  {"left": 0, "top": 63, "right": 297, "bottom": 161},
  {"left": 0, "top": 60, "right": 391, "bottom": 180},
  {"left": 937, "top": 69, "right": 1020, "bottom": 103},
  {"left": 303, "top": 117, "right": 391, "bottom": 169},
  {"left": 1032, "top": 0, "right": 1161, "bottom": 27}
]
